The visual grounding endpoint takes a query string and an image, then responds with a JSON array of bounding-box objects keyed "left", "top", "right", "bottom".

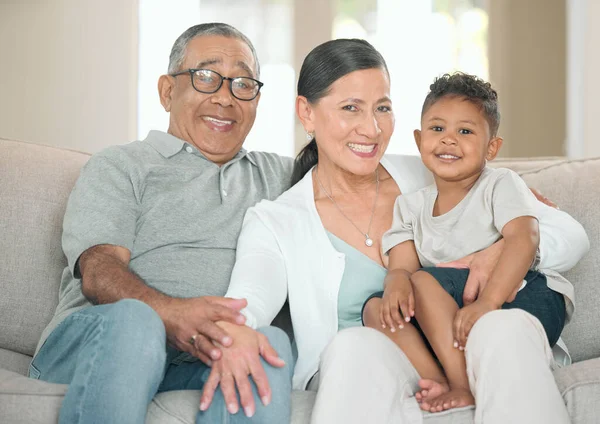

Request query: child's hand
[
  {"left": 380, "top": 277, "right": 415, "bottom": 331},
  {"left": 453, "top": 299, "right": 499, "bottom": 349}
]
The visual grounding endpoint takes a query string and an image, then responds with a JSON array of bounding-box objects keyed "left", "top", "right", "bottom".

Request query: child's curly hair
[{"left": 422, "top": 72, "right": 501, "bottom": 136}]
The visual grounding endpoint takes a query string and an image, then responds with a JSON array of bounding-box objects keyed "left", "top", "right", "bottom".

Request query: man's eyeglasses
[{"left": 170, "top": 69, "right": 263, "bottom": 101}]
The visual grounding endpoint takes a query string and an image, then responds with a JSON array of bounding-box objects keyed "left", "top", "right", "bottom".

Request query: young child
[{"left": 364, "top": 73, "right": 573, "bottom": 412}]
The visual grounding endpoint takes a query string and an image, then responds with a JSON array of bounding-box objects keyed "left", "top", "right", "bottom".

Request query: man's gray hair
[{"left": 168, "top": 23, "right": 260, "bottom": 77}]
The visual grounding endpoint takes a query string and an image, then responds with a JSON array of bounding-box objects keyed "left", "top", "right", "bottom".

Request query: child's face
[{"left": 414, "top": 95, "right": 502, "bottom": 183}]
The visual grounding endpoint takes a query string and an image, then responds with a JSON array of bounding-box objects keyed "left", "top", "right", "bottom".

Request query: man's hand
[
  {"left": 199, "top": 322, "right": 286, "bottom": 417},
  {"left": 381, "top": 271, "right": 415, "bottom": 331},
  {"left": 78, "top": 246, "right": 248, "bottom": 364},
  {"left": 453, "top": 298, "right": 499, "bottom": 349},
  {"left": 158, "top": 297, "right": 248, "bottom": 364},
  {"left": 437, "top": 239, "right": 505, "bottom": 305}
]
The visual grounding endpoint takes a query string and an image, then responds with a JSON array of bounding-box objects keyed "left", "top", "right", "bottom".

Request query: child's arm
[
  {"left": 382, "top": 241, "right": 422, "bottom": 330},
  {"left": 453, "top": 169, "right": 540, "bottom": 347},
  {"left": 453, "top": 216, "right": 539, "bottom": 346},
  {"left": 478, "top": 216, "right": 539, "bottom": 306}
]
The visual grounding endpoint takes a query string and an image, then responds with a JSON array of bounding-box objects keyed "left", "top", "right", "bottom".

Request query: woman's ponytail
[{"left": 291, "top": 138, "right": 318, "bottom": 186}]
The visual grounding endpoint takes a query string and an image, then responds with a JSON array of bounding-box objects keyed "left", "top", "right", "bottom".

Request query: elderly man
[{"left": 29, "top": 23, "right": 293, "bottom": 423}]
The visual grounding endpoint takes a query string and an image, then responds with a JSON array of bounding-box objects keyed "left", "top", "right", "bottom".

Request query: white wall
[
  {"left": 1, "top": 0, "right": 598, "bottom": 158},
  {"left": 567, "top": 0, "right": 600, "bottom": 158},
  {"left": 137, "top": 0, "right": 200, "bottom": 142},
  {"left": 0, "top": 0, "right": 138, "bottom": 153},
  {"left": 582, "top": 0, "right": 600, "bottom": 157}
]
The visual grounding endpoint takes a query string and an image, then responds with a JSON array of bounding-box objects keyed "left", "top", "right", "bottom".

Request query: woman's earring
[{"left": 306, "top": 131, "right": 314, "bottom": 141}]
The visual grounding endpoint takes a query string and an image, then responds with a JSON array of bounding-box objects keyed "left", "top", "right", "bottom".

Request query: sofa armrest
[
  {"left": 0, "top": 368, "right": 67, "bottom": 423},
  {"left": 554, "top": 357, "right": 600, "bottom": 424}
]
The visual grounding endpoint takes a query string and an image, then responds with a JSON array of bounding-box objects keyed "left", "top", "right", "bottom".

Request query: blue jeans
[{"left": 29, "top": 299, "right": 293, "bottom": 423}]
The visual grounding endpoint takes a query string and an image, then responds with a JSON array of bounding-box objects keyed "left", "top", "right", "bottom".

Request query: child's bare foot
[
  {"left": 415, "top": 378, "right": 449, "bottom": 407},
  {"left": 422, "top": 387, "right": 474, "bottom": 413}
]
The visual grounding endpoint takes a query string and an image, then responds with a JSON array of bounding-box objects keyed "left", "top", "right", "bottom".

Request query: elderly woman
[{"left": 207, "top": 39, "right": 587, "bottom": 423}]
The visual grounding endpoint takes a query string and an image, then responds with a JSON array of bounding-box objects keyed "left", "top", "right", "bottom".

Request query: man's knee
[
  {"left": 99, "top": 299, "right": 166, "bottom": 362},
  {"left": 106, "top": 299, "right": 164, "bottom": 332}
]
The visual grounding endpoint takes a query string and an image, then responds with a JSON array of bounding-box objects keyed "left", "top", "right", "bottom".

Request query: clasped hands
[{"left": 159, "top": 296, "right": 285, "bottom": 417}]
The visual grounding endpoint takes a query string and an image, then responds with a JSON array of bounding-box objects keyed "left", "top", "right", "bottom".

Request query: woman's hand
[
  {"left": 199, "top": 322, "right": 286, "bottom": 417},
  {"left": 530, "top": 188, "right": 558, "bottom": 209},
  {"left": 436, "top": 239, "right": 506, "bottom": 305},
  {"left": 380, "top": 271, "right": 415, "bottom": 331},
  {"left": 453, "top": 298, "right": 499, "bottom": 349}
]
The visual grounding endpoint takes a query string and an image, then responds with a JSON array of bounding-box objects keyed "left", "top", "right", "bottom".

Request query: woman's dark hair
[{"left": 290, "top": 39, "right": 389, "bottom": 186}]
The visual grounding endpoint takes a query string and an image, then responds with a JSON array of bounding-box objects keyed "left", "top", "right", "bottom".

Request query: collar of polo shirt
[{"left": 145, "top": 130, "right": 257, "bottom": 166}]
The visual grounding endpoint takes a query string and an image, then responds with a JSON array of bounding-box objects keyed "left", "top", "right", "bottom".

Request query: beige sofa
[{"left": 0, "top": 137, "right": 599, "bottom": 423}]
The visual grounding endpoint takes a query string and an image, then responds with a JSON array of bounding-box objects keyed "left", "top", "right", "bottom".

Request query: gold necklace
[{"left": 315, "top": 166, "right": 380, "bottom": 247}]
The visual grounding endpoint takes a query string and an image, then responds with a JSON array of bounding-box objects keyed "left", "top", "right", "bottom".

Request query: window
[
  {"left": 333, "top": 0, "right": 489, "bottom": 155},
  {"left": 139, "top": 0, "right": 488, "bottom": 157},
  {"left": 138, "top": 0, "right": 295, "bottom": 157}
]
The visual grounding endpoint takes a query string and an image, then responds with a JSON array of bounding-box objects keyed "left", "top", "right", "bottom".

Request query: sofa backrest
[
  {"left": 1, "top": 139, "right": 598, "bottom": 364},
  {"left": 0, "top": 138, "right": 90, "bottom": 356},
  {"left": 500, "top": 157, "right": 600, "bottom": 363}
]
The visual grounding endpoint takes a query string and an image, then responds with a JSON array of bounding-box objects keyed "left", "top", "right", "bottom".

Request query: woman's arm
[
  {"left": 198, "top": 208, "right": 289, "bottom": 416},
  {"left": 226, "top": 208, "right": 288, "bottom": 329},
  {"left": 536, "top": 201, "right": 589, "bottom": 272}
]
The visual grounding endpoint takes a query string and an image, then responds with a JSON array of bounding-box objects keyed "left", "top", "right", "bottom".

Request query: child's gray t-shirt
[{"left": 382, "top": 166, "right": 574, "bottom": 321}]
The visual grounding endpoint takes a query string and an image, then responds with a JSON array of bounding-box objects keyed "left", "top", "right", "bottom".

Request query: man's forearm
[{"left": 79, "top": 246, "right": 171, "bottom": 316}]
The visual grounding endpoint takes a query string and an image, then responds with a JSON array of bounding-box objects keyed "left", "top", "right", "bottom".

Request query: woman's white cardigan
[{"left": 226, "top": 155, "right": 589, "bottom": 390}]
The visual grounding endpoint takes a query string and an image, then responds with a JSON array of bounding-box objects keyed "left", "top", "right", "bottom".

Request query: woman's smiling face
[{"left": 307, "top": 68, "right": 395, "bottom": 176}]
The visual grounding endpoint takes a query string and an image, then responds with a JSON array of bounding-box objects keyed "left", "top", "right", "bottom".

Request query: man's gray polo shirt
[{"left": 36, "top": 130, "right": 293, "bottom": 354}]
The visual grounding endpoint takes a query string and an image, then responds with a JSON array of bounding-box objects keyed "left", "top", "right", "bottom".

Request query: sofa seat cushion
[
  {"left": 0, "top": 368, "right": 315, "bottom": 424},
  {"left": 0, "top": 368, "right": 66, "bottom": 424},
  {"left": 147, "top": 389, "right": 316, "bottom": 424},
  {"left": 0, "top": 348, "right": 32, "bottom": 376},
  {"left": 1, "top": 352, "right": 598, "bottom": 423}
]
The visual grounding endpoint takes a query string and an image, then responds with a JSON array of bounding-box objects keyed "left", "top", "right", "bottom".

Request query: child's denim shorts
[{"left": 363, "top": 267, "right": 566, "bottom": 347}]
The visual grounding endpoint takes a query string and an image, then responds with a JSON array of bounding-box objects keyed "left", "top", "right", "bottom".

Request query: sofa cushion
[
  {"left": 0, "top": 348, "right": 32, "bottom": 376},
  {"left": 147, "top": 389, "right": 316, "bottom": 424},
  {"left": 0, "top": 368, "right": 315, "bottom": 424},
  {"left": 515, "top": 158, "right": 600, "bottom": 362},
  {"left": 0, "top": 368, "right": 66, "bottom": 424},
  {"left": 0, "top": 138, "right": 90, "bottom": 357},
  {"left": 493, "top": 156, "right": 565, "bottom": 174},
  {"left": 554, "top": 357, "right": 600, "bottom": 424}
]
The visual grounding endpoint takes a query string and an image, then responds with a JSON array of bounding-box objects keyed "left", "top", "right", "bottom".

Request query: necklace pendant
[{"left": 365, "top": 236, "right": 374, "bottom": 247}]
